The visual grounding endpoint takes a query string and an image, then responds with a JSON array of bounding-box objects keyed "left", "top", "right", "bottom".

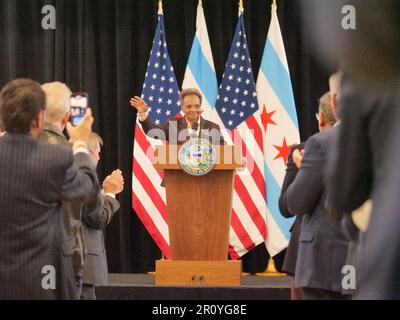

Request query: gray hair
[
  {"left": 41, "top": 82, "right": 72, "bottom": 123},
  {"left": 87, "top": 132, "right": 103, "bottom": 152}
]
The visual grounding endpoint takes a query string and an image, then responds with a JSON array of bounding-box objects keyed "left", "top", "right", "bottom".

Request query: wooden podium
[{"left": 154, "top": 144, "right": 244, "bottom": 286}]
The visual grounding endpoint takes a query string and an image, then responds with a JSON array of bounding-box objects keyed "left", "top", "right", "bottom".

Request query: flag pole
[{"left": 237, "top": 0, "right": 249, "bottom": 278}]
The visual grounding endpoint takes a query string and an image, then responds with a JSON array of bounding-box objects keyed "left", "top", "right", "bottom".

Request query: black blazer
[{"left": 279, "top": 143, "right": 304, "bottom": 276}]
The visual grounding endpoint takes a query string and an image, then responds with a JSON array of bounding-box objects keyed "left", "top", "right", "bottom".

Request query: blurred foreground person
[
  {"left": 328, "top": 74, "right": 400, "bottom": 299},
  {"left": 0, "top": 121, "right": 4, "bottom": 137},
  {"left": 301, "top": 0, "right": 400, "bottom": 85}
]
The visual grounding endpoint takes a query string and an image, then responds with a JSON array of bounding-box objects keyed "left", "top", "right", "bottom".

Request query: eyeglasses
[{"left": 315, "top": 113, "right": 320, "bottom": 121}]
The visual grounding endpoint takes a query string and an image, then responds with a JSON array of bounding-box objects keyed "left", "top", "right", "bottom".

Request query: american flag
[
  {"left": 215, "top": 8, "right": 268, "bottom": 259},
  {"left": 132, "top": 8, "right": 180, "bottom": 259}
]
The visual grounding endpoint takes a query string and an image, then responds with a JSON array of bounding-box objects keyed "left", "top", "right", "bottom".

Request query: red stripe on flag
[
  {"left": 230, "top": 209, "right": 257, "bottom": 251},
  {"left": 232, "top": 128, "right": 266, "bottom": 198},
  {"left": 234, "top": 177, "right": 267, "bottom": 238},
  {"left": 132, "top": 192, "right": 171, "bottom": 258},
  {"left": 228, "top": 245, "right": 240, "bottom": 260},
  {"left": 134, "top": 124, "right": 164, "bottom": 179},
  {"left": 132, "top": 159, "right": 168, "bottom": 224}
]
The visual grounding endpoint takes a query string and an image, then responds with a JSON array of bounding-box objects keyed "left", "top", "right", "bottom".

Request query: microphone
[{"left": 190, "top": 122, "right": 199, "bottom": 138}]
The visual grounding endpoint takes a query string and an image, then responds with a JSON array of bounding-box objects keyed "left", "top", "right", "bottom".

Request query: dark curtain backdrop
[{"left": 0, "top": 0, "right": 333, "bottom": 273}]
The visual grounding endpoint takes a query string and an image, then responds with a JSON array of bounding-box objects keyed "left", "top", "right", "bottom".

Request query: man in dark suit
[
  {"left": 40, "top": 81, "right": 89, "bottom": 299},
  {"left": 327, "top": 74, "right": 400, "bottom": 299},
  {"left": 80, "top": 133, "right": 124, "bottom": 300},
  {"left": 284, "top": 74, "right": 349, "bottom": 299},
  {"left": 285, "top": 127, "right": 349, "bottom": 299},
  {"left": 130, "top": 88, "right": 224, "bottom": 145},
  {"left": 0, "top": 78, "right": 100, "bottom": 299},
  {"left": 279, "top": 92, "right": 336, "bottom": 300}
]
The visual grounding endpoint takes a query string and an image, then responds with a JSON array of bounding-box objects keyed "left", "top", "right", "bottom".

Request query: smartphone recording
[{"left": 70, "top": 93, "right": 89, "bottom": 126}]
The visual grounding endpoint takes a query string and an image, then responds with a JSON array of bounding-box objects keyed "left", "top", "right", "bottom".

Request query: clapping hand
[
  {"left": 293, "top": 149, "right": 305, "bottom": 169},
  {"left": 103, "top": 169, "right": 124, "bottom": 195}
]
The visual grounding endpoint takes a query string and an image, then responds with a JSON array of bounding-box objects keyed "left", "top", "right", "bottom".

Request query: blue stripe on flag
[
  {"left": 188, "top": 37, "right": 218, "bottom": 107},
  {"left": 260, "top": 40, "right": 299, "bottom": 129},
  {"left": 264, "top": 164, "right": 295, "bottom": 240}
]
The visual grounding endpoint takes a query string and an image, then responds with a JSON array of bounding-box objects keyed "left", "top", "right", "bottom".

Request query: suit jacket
[
  {"left": 40, "top": 123, "right": 87, "bottom": 281},
  {"left": 140, "top": 115, "right": 225, "bottom": 145},
  {"left": 286, "top": 128, "right": 348, "bottom": 292},
  {"left": 340, "top": 213, "right": 360, "bottom": 296},
  {"left": 279, "top": 143, "right": 304, "bottom": 276},
  {"left": 82, "top": 195, "right": 120, "bottom": 285},
  {"left": 0, "top": 133, "right": 100, "bottom": 300},
  {"left": 327, "top": 75, "right": 400, "bottom": 299}
]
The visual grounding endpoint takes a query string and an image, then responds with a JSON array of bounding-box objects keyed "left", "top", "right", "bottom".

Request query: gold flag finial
[
  {"left": 158, "top": 0, "right": 163, "bottom": 15},
  {"left": 272, "top": 0, "right": 277, "bottom": 8},
  {"left": 238, "top": 0, "right": 244, "bottom": 15},
  {"left": 199, "top": 0, "right": 203, "bottom": 6}
]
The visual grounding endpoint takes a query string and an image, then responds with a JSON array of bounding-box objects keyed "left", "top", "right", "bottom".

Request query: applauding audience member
[{"left": 80, "top": 133, "right": 124, "bottom": 300}]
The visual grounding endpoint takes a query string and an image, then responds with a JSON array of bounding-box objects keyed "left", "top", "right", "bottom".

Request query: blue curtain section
[{"left": 0, "top": 0, "right": 332, "bottom": 273}]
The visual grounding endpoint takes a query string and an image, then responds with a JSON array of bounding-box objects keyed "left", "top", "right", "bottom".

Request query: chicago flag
[{"left": 256, "top": 2, "right": 300, "bottom": 257}]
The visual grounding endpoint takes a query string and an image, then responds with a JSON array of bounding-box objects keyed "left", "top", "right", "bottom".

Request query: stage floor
[{"left": 96, "top": 274, "right": 291, "bottom": 300}]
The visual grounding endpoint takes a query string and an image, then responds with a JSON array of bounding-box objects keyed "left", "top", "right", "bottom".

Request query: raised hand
[{"left": 130, "top": 96, "right": 148, "bottom": 113}]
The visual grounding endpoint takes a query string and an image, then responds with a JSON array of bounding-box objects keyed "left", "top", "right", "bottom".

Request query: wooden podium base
[{"left": 156, "top": 260, "right": 242, "bottom": 286}]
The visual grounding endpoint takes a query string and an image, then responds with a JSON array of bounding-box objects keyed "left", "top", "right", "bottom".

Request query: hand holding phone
[
  {"left": 70, "top": 93, "right": 89, "bottom": 126},
  {"left": 66, "top": 108, "right": 94, "bottom": 144}
]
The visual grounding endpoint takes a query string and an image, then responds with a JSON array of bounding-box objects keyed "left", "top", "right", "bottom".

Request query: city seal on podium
[{"left": 178, "top": 138, "right": 217, "bottom": 176}]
